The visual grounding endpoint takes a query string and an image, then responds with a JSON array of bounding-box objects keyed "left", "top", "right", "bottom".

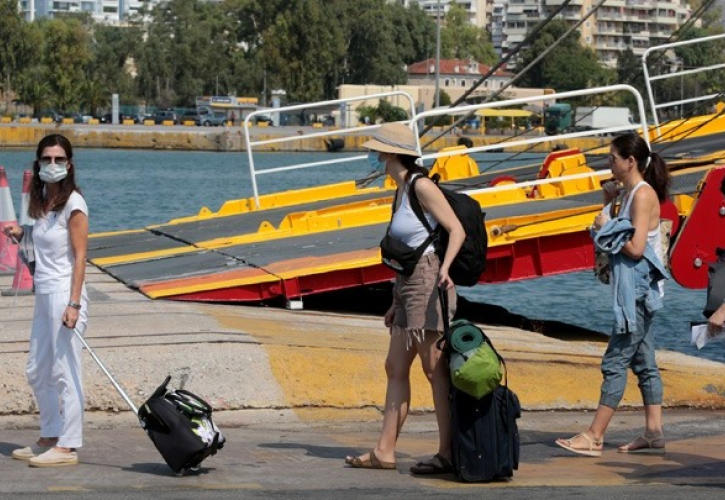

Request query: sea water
[{"left": 0, "top": 149, "right": 718, "bottom": 363}]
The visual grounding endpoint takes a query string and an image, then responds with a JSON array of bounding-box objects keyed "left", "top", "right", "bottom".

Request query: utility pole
[{"left": 434, "top": 0, "right": 441, "bottom": 108}]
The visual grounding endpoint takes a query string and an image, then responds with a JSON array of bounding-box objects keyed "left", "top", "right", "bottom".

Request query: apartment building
[
  {"left": 491, "top": 0, "right": 691, "bottom": 69},
  {"left": 399, "top": 0, "right": 489, "bottom": 27},
  {"left": 17, "top": 0, "right": 156, "bottom": 23}
]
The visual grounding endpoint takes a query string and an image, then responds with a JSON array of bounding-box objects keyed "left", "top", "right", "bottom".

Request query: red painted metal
[
  {"left": 669, "top": 167, "right": 725, "bottom": 289},
  {"left": 167, "top": 229, "right": 597, "bottom": 303},
  {"left": 528, "top": 148, "right": 582, "bottom": 198},
  {"left": 489, "top": 175, "right": 518, "bottom": 186}
]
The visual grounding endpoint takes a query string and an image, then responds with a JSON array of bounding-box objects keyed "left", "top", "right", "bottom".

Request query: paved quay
[{"left": 1, "top": 265, "right": 725, "bottom": 497}]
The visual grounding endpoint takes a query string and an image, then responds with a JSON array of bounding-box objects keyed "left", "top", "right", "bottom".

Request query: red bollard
[
  {"left": 2, "top": 170, "right": 34, "bottom": 296},
  {"left": 0, "top": 166, "right": 18, "bottom": 275}
]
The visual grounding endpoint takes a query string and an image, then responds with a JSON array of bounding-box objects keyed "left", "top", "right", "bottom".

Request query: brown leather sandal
[
  {"left": 410, "top": 453, "right": 454, "bottom": 475},
  {"left": 345, "top": 449, "right": 396, "bottom": 470}
]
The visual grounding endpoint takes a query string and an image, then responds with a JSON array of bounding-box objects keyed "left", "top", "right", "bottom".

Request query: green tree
[
  {"left": 88, "top": 25, "right": 142, "bottom": 106},
  {"left": 81, "top": 80, "right": 110, "bottom": 117},
  {"left": 136, "top": 0, "right": 239, "bottom": 106},
  {"left": 517, "top": 20, "right": 607, "bottom": 92},
  {"left": 377, "top": 98, "right": 408, "bottom": 122},
  {"left": 0, "top": 0, "right": 35, "bottom": 101},
  {"left": 344, "top": 0, "right": 407, "bottom": 86},
  {"left": 440, "top": 4, "right": 496, "bottom": 65},
  {"left": 17, "top": 66, "right": 51, "bottom": 118},
  {"left": 34, "top": 17, "right": 93, "bottom": 113},
  {"left": 260, "top": 0, "right": 346, "bottom": 102},
  {"left": 614, "top": 48, "right": 645, "bottom": 112}
]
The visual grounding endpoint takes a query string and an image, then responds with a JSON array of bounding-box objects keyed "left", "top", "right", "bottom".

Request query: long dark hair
[
  {"left": 611, "top": 134, "right": 670, "bottom": 201},
  {"left": 29, "top": 134, "right": 81, "bottom": 219},
  {"left": 399, "top": 154, "right": 429, "bottom": 183}
]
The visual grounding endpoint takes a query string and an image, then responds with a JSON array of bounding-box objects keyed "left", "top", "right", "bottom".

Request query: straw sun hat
[{"left": 362, "top": 122, "right": 420, "bottom": 157}]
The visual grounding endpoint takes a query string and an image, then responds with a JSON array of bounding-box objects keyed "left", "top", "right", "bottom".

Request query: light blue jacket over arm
[{"left": 593, "top": 217, "right": 669, "bottom": 334}]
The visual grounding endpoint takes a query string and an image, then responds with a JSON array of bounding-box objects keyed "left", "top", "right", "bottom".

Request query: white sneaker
[
  {"left": 11, "top": 444, "right": 51, "bottom": 461},
  {"left": 28, "top": 448, "right": 79, "bottom": 468}
]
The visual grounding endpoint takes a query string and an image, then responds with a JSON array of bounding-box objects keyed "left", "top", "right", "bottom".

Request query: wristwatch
[{"left": 67, "top": 300, "right": 82, "bottom": 310}]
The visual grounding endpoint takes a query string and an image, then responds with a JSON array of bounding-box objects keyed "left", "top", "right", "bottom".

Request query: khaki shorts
[{"left": 392, "top": 252, "right": 457, "bottom": 334}]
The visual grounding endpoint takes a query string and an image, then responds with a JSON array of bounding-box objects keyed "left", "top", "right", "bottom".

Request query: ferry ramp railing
[
  {"left": 243, "top": 91, "right": 417, "bottom": 209},
  {"left": 642, "top": 33, "right": 725, "bottom": 138},
  {"left": 412, "top": 84, "right": 649, "bottom": 196}
]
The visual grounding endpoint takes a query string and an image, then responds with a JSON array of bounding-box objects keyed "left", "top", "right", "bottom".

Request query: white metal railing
[
  {"left": 241, "top": 85, "right": 647, "bottom": 210},
  {"left": 466, "top": 168, "right": 613, "bottom": 197},
  {"left": 414, "top": 84, "right": 650, "bottom": 164},
  {"left": 642, "top": 33, "right": 725, "bottom": 137},
  {"left": 243, "top": 91, "right": 417, "bottom": 208},
  {"left": 403, "top": 85, "right": 649, "bottom": 198}
]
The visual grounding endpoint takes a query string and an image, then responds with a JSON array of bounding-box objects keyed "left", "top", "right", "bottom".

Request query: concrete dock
[{"left": 2, "top": 265, "right": 725, "bottom": 495}]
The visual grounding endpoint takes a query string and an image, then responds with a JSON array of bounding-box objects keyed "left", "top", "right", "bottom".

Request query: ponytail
[
  {"left": 611, "top": 134, "right": 671, "bottom": 201},
  {"left": 399, "top": 154, "right": 429, "bottom": 181},
  {"left": 643, "top": 152, "right": 670, "bottom": 202}
]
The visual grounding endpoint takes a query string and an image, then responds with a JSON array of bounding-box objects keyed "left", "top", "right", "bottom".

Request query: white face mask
[
  {"left": 39, "top": 163, "right": 68, "bottom": 183},
  {"left": 367, "top": 151, "right": 386, "bottom": 172}
]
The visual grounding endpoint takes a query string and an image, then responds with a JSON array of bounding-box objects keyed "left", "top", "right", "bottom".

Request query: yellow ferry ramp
[
  {"left": 87, "top": 228, "right": 200, "bottom": 268},
  {"left": 150, "top": 179, "right": 389, "bottom": 227},
  {"left": 648, "top": 105, "right": 725, "bottom": 143},
  {"left": 126, "top": 222, "right": 391, "bottom": 300},
  {"left": 140, "top": 248, "right": 383, "bottom": 300},
  {"left": 197, "top": 195, "right": 396, "bottom": 249},
  {"left": 118, "top": 165, "right": 551, "bottom": 259}
]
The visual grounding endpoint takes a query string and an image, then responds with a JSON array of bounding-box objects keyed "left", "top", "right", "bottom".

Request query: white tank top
[
  {"left": 389, "top": 176, "right": 438, "bottom": 254},
  {"left": 619, "top": 181, "right": 663, "bottom": 261},
  {"left": 620, "top": 180, "right": 665, "bottom": 295}
]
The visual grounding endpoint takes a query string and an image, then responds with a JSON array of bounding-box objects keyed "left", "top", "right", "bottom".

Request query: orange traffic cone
[
  {"left": 2, "top": 170, "right": 34, "bottom": 296},
  {"left": 0, "top": 166, "right": 18, "bottom": 275}
]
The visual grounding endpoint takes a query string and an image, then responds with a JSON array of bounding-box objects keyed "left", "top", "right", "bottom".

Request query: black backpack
[{"left": 409, "top": 174, "right": 488, "bottom": 286}]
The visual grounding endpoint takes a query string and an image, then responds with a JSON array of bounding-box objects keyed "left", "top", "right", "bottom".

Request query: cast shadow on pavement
[
  {"left": 0, "top": 442, "right": 21, "bottom": 458},
  {"left": 121, "top": 462, "right": 215, "bottom": 477},
  {"left": 601, "top": 453, "right": 725, "bottom": 485},
  {"left": 260, "top": 441, "right": 415, "bottom": 462}
]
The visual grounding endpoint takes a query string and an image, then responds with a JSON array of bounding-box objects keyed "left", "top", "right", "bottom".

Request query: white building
[
  {"left": 399, "top": 0, "right": 489, "bottom": 27},
  {"left": 401, "top": 0, "right": 692, "bottom": 70},
  {"left": 492, "top": 0, "right": 692, "bottom": 69},
  {"left": 17, "top": 0, "right": 160, "bottom": 24}
]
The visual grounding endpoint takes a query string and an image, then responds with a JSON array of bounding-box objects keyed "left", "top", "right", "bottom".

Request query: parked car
[
  {"left": 255, "top": 114, "right": 273, "bottom": 125},
  {"left": 196, "top": 108, "right": 227, "bottom": 127},
  {"left": 98, "top": 113, "right": 141, "bottom": 124},
  {"left": 151, "top": 110, "right": 179, "bottom": 125},
  {"left": 39, "top": 110, "right": 63, "bottom": 123},
  {"left": 180, "top": 110, "right": 200, "bottom": 124}
]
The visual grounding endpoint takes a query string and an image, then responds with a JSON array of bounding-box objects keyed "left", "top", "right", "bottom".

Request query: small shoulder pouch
[
  {"left": 593, "top": 194, "right": 621, "bottom": 285},
  {"left": 379, "top": 177, "right": 433, "bottom": 276}
]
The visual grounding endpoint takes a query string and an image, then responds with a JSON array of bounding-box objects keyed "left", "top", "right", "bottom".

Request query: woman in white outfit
[{"left": 3, "top": 134, "right": 89, "bottom": 467}]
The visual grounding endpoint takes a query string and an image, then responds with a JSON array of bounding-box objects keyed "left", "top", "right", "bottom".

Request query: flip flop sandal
[
  {"left": 555, "top": 432, "right": 603, "bottom": 457},
  {"left": 410, "top": 453, "right": 454, "bottom": 475},
  {"left": 346, "top": 449, "right": 397, "bottom": 470},
  {"left": 618, "top": 435, "right": 666, "bottom": 454}
]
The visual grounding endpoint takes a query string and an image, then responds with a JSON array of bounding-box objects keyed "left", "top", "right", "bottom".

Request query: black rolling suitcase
[
  {"left": 138, "top": 376, "right": 225, "bottom": 475},
  {"left": 73, "top": 331, "right": 225, "bottom": 475},
  {"left": 437, "top": 293, "right": 521, "bottom": 483},
  {"left": 449, "top": 383, "right": 521, "bottom": 482}
]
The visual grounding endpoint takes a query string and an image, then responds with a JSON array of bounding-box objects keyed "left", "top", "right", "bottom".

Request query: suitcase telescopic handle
[{"left": 73, "top": 329, "right": 139, "bottom": 415}]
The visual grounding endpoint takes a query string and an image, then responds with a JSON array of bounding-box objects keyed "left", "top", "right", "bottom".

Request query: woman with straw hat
[{"left": 344, "top": 122, "right": 464, "bottom": 474}]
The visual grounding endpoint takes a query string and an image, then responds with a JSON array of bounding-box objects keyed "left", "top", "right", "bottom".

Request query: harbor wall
[{"left": 0, "top": 124, "right": 609, "bottom": 153}]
